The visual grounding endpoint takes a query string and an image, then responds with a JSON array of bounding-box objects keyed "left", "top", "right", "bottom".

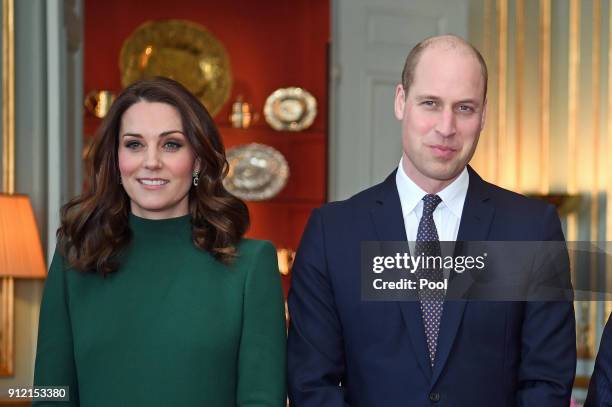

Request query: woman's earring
[{"left": 192, "top": 170, "right": 200, "bottom": 187}]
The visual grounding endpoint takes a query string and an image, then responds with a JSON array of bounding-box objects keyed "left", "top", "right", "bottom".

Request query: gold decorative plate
[
  {"left": 224, "top": 143, "right": 289, "bottom": 201},
  {"left": 119, "top": 19, "right": 232, "bottom": 116},
  {"left": 264, "top": 87, "right": 317, "bottom": 131}
]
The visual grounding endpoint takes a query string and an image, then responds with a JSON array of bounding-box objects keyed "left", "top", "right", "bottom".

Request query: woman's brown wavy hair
[{"left": 57, "top": 77, "right": 249, "bottom": 273}]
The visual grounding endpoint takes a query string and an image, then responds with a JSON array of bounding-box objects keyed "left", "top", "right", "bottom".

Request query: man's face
[{"left": 394, "top": 46, "right": 486, "bottom": 192}]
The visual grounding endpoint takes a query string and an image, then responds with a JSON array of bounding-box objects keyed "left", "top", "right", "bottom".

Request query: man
[
  {"left": 586, "top": 313, "right": 612, "bottom": 406},
  {"left": 287, "top": 35, "right": 576, "bottom": 406}
]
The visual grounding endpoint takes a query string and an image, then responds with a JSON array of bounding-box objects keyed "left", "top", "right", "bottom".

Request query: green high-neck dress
[{"left": 33, "top": 214, "right": 287, "bottom": 406}]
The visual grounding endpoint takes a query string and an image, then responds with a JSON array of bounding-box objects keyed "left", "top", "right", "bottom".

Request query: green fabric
[{"left": 34, "top": 214, "right": 287, "bottom": 406}]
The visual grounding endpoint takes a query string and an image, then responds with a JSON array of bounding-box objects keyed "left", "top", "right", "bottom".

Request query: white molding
[
  {"left": 46, "top": 0, "right": 62, "bottom": 263},
  {"left": 329, "top": 0, "right": 468, "bottom": 202}
]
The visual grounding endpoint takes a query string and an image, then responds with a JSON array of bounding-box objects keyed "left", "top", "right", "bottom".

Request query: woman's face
[{"left": 118, "top": 101, "right": 199, "bottom": 219}]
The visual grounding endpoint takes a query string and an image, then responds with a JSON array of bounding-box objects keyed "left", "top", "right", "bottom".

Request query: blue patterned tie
[{"left": 415, "top": 194, "right": 444, "bottom": 366}]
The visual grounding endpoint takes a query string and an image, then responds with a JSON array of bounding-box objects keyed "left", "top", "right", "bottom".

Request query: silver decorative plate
[
  {"left": 224, "top": 143, "right": 289, "bottom": 201},
  {"left": 264, "top": 87, "right": 317, "bottom": 131}
]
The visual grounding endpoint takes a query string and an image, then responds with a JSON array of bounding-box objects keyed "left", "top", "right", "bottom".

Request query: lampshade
[{"left": 0, "top": 194, "right": 46, "bottom": 278}]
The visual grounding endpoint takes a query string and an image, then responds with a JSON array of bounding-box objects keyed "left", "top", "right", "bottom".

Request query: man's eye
[
  {"left": 421, "top": 100, "right": 438, "bottom": 108},
  {"left": 458, "top": 105, "right": 475, "bottom": 113}
]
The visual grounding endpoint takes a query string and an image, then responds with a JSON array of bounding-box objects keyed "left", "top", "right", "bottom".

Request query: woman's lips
[{"left": 137, "top": 178, "right": 169, "bottom": 189}]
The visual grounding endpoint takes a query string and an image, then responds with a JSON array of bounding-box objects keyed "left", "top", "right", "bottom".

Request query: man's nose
[{"left": 435, "top": 108, "right": 457, "bottom": 137}]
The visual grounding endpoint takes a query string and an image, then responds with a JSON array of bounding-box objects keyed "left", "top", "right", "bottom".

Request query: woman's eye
[
  {"left": 125, "top": 141, "right": 142, "bottom": 149},
  {"left": 163, "top": 141, "right": 182, "bottom": 151}
]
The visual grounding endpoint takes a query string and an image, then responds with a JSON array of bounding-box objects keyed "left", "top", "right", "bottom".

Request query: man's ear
[
  {"left": 480, "top": 98, "right": 487, "bottom": 131},
  {"left": 394, "top": 84, "right": 406, "bottom": 121}
]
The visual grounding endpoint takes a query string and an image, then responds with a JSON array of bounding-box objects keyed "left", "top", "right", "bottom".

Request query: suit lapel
[
  {"left": 431, "top": 166, "right": 495, "bottom": 384},
  {"left": 455, "top": 167, "right": 495, "bottom": 242},
  {"left": 369, "top": 171, "right": 432, "bottom": 380}
]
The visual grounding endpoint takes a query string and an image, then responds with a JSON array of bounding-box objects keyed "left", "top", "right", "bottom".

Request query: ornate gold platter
[
  {"left": 224, "top": 143, "right": 289, "bottom": 201},
  {"left": 119, "top": 19, "right": 232, "bottom": 116},
  {"left": 264, "top": 87, "right": 317, "bottom": 131}
]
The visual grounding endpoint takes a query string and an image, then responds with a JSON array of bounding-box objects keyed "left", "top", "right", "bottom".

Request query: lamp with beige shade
[
  {"left": 0, "top": 195, "right": 46, "bottom": 376},
  {"left": 0, "top": 0, "right": 46, "bottom": 378}
]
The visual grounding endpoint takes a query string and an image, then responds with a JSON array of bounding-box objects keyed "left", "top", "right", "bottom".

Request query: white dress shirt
[{"left": 395, "top": 157, "right": 469, "bottom": 256}]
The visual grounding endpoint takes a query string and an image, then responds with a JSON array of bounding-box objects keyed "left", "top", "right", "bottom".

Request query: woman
[{"left": 34, "top": 77, "right": 287, "bottom": 406}]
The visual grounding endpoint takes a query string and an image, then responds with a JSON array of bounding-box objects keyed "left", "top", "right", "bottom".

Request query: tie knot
[{"left": 422, "top": 194, "right": 442, "bottom": 217}]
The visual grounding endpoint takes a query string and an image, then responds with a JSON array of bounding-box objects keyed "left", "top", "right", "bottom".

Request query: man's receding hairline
[
  {"left": 416, "top": 37, "right": 484, "bottom": 77},
  {"left": 414, "top": 36, "right": 484, "bottom": 75},
  {"left": 401, "top": 34, "right": 488, "bottom": 100},
  {"left": 420, "top": 34, "right": 473, "bottom": 52}
]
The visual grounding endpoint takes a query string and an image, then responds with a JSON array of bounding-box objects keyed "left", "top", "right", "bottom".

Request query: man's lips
[{"left": 428, "top": 145, "right": 458, "bottom": 159}]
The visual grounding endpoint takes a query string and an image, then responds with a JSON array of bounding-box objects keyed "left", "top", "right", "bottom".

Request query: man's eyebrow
[
  {"left": 413, "top": 95, "right": 481, "bottom": 106},
  {"left": 455, "top": 99, "right": 480, "bottom": 105},
  {"left": 414, "top": 95, "right": 441, "bottom": 101},
  {"left": 120, "top": 130, "right": 185, "bottom": 138}
]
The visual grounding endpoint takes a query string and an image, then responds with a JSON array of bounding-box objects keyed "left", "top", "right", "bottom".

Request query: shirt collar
[
  {"left": 395, "top": 157, "right": 469, "bottom": 218},
  {"left": 437, "top": 166, "right": 469, "bottom": 218},
  {"left": 396, "top": 158, "right": 427, "bottom": 216}
]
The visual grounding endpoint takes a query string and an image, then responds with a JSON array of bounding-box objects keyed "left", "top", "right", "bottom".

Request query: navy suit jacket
[
  {"left": 586, "top": 313, "right": 612, "bottom": 406},
  {"left": 287, "top": 167, "right": 576, "bottom": 407}
]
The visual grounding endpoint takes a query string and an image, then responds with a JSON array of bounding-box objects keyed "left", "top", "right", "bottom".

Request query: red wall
[{"left": 85, "top": 0, "right": 330, "bottom": 285}]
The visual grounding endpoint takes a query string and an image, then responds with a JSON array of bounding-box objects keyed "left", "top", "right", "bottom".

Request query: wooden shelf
[
  {"left": 0, "top": 400, "right": 31, "bottom": 407},
  {"left": 218, "top": 123, "right": 324, "bottom": 132},
  {"left": 218, "top": 125, "right": 325, "bottom": 141},
  {"left": 85, "top": 0, "right": 330, "bottom": 263}
]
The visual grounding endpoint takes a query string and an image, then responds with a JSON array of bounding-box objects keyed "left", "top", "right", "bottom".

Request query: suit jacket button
[{"left": 429, "top": 392, "right": 440, "bottom": 402}]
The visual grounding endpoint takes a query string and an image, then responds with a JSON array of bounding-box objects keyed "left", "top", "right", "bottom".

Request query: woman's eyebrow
[{"left": 120, "top": 130, "right": 185, "bottom": 138}]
